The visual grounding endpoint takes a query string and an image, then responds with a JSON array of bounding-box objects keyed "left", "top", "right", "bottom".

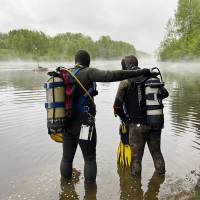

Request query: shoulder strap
[
  {"left": 73, "top": 67, "right": 81, "bottom": 75},
  {"left": 62, "top": 67, "right": 94, "bottom": 103}
]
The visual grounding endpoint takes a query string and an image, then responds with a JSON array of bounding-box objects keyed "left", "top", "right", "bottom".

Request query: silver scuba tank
[
  {"left": 44, "top": 72, "right": 66, "bottom": 142},
  {"left": 145, "top": 67, "right": 164, "bottom": 128}
]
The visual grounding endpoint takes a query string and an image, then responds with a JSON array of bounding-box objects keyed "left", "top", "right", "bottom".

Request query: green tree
[
  {"left": 0, "top": 29, "right": 136, "bottom": 61},
  {"left": 159, "top": 0, "right": 200, "bottom": 61}
]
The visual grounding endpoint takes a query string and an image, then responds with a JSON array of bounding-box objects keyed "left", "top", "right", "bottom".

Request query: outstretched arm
[{"left": 87, "top": 68, "right": 150, "bottom": 82}]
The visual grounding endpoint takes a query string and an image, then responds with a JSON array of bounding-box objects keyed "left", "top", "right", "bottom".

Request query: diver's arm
[
  {"left": 158, "top": 87, "right": 169, "bottom": 99},
  {"left": 87, "top": 68, "right": 150, "bottom": 82},
  {"left": 113, "top": 81, "right": 128, "bottom": 122}
]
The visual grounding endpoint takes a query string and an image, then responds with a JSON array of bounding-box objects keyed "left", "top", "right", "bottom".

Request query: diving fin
[
  {"left": 117, "top": 141, "right": 124, "bottom": 165},
  {"left": 50, "top": 132, "right": 63, "bottom": 143},
  {"left": 117, "top": 142, "right": 121, "bottom": 164},
  {"left": 117, "top": 123, "right": 132, "bottom": 167},
  {"left": 124, "top": 144, "right": 131, "bottom": 167}
]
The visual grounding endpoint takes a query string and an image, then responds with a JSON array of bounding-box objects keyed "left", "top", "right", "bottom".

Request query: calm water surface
[{"left": 0, "top": 59, "right": 199, "bottom": 200}]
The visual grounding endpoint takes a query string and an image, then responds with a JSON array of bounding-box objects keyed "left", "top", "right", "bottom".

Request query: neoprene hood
[
  {"left": 121, "top": 55, "right": 138, "bottom": 70},
  {"left": 75, "top": 50, "right": 90, "bottom": 67}
]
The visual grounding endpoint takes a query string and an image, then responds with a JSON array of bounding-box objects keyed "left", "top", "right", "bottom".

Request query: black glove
[
  {"left": 142, "top": 68, "right": 151, "bottom": 75},
  {"left": 47, "top": 71, "right": 60, "bottom": 77},
  {"left": 150, "top": 68, "right": 159, "bottom": 76}
]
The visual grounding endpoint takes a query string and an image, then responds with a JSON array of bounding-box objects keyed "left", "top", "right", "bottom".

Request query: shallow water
[{"left": 0, "top": 59, "right": 199, "bottom": 200}]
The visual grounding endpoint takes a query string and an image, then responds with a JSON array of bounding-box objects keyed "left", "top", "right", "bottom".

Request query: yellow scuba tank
[
  {"left": 145, "top": 67, "right": 164, "bottom": 128},
  {"left": 44, "top": 71, "right": 66, "bottom": 143}
]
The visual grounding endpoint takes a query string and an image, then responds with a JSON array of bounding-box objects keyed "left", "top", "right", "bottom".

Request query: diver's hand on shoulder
[
  {"left": 142, "top": 68, "right": 151, "bottom": 75},
  {"left": 141, "top": 68, "right": 159, "bottom": 76},
  {"left": 150, "top": 68, "right": 160, "bottom": 76}
]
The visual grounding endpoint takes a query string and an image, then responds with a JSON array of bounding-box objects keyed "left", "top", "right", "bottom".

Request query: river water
[{"left": 0, "top": 59, "right": 199, "bottom": 200}]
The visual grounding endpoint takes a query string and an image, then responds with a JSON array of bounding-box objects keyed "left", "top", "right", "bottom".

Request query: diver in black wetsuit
[{"left": 60, "top": 50, "right": 151, "bottom": 183}]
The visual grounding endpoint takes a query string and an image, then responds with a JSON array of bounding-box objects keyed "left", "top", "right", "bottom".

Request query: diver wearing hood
[
  {"left": 60, "top": 50, "right": 152, "bottom": 183},
  {"left": 113, "top": 55, "right": 169, "bottom": 176}
]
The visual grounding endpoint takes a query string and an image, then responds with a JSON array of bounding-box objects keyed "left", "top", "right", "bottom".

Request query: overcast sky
[{"left": 0, "top": 0, "right": 178, "bottom": 54}]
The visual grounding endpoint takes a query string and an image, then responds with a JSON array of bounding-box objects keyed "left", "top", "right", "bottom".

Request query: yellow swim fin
[
  {"left": 117, "top": 141, "right": 124, "bottom": 165},
  {"left": 117, "top": 123, "right": 132, "bottom": 167},
  {"left": 50, "top": 132, "right": 63, "bottom": 143},
  {"left": 119, "top": 141, "right": 125, "bottom": 165},
  {"left": 117, "top": 142, "right": 121, "bottom": 163},
  {"left": 124, "top": 144, "right": 131, "bottom": 167},
  {"left": 117, "top": 142, "right": 132, "bottom": 167}
]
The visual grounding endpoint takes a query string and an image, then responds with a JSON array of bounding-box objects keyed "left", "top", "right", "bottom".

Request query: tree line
[
  {"left": 159, "top": 0, "right": 200, "bottom": 61},
  {"left": 0, "top": 29, "right": 136, "bottom": 60}
]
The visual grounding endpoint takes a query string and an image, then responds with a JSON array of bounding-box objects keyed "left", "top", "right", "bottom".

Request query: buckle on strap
[{"left": 83, "top": 106, "right": 90, "bottom": 112}]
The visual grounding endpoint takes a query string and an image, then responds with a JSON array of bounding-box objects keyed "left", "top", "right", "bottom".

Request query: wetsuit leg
[
  {"left": 60, "top": 130, "right": 78, "bottom": 180},
  {"left": 84, "top": 181, "right": 97, "bottom": 200},
  {"left": 79, "top": 127, "right": 97, "bottom": 183},
  {"left": 129, "top": 124, "right": 149, "bottom": 176},
  {"left": 147, "top": 129, "right": 165, "bottom": 174}
]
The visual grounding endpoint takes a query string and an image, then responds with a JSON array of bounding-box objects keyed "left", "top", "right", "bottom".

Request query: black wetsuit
[
  {"left": 60, "top": 66, "right": 150, "bottom": 182},
  {"left": 113, "top": 71, "right": 169, "bottom": 176}
]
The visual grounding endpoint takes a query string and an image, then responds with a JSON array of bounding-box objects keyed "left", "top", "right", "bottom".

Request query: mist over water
[{"left": 0, "top": 59, "right": 200, "bottom": 199}]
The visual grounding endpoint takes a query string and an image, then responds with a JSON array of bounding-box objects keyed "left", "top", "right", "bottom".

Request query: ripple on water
[{"left": 0, "top": 62, "right": 200, "bottom": 200}]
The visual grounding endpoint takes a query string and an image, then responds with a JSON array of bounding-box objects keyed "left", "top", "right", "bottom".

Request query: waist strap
[{"left": 45, "top": 102, "right": 65, "bottom": 109}]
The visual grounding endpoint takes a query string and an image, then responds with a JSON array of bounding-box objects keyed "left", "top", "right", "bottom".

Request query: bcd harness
[{"left": 44, "top": 66, "right": 97, "bottom": 143}]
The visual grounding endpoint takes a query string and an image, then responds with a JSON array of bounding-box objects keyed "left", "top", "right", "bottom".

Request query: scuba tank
[
  {"left": 145, "top": 67, "right": 165, "bottom": 128},
  {"left": 44, "top": 67, "right": 98, "bottom": 143},
  {"left": 44, "top": 71, "right": 66, "bottom": 143}
]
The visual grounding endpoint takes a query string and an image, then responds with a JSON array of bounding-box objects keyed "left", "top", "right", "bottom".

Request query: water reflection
[
  {"left": 59, "top": 169, "right": 97, "bottom": 200},
  {"left": 144, "top": 172, "right": 165, "bottom": 200},
  {"left": 0, "top": 70, "right": 47, "bottom": 90},
  {"left": 194, "top": 174, "right": 200, "bottom": 199},
  {"left": 117, "top": 166, "right": 165, "bottom": 200},
  {"left": 118, "top": 166, "right": 143, "bottom": 200},
  {"left": 162, "top": 69, "right": 200, "bottom": 150},
  {"left": 59, "top": 169, "right": 80, "bottom": 200},
  {"left": 84, "top": 182, "right": 97, "bottom": 200}
]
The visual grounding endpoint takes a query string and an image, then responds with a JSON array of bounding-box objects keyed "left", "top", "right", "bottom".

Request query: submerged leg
[
  {"left": 117, "top": 165, "right": 143, "bottom": 200},
  {"left": 84, "top": 180, "right": 97, "bottom": 200},
  {"left": 144, "top": 171, "right": 165, "bottom": 200},
  {"left": 60, "top": 130, "right": 78, "bottom": 180},
  {"left": 59, "top": 169, "right": 81, "bottom": 200}
]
